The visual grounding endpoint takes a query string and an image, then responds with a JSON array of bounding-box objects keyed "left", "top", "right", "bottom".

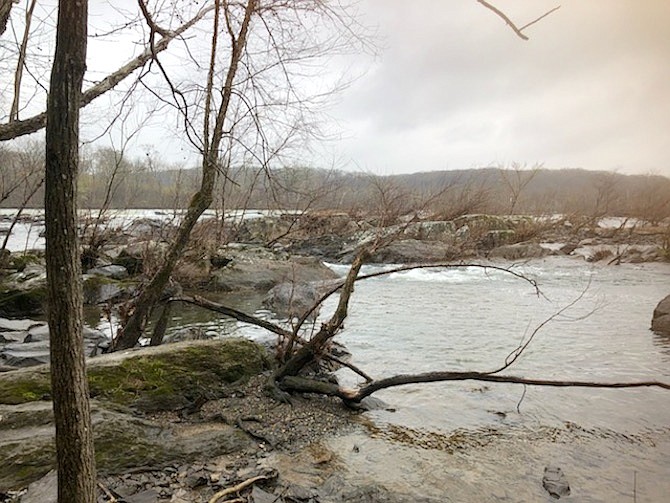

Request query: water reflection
[{"left": 652, "top": 331, "right": 670, "bottom": 356}]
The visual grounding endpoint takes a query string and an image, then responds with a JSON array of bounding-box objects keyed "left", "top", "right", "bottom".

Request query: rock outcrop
[
  {"left": 0, "top": 338, "right": 268, "bottom": 490},
  {"left": 651, "top": 295, "right": 670, "bottom": 336}
]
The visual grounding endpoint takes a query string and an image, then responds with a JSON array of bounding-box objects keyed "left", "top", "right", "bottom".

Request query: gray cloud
[{"left": 323, "top": 0, "right": 670, "bottom": 175}]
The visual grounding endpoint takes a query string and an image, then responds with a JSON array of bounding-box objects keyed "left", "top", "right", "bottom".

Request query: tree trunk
[
  {"left": 45, "top": 0, "right": 96, "bottom": 501},
  {"left": 113, "top": 0, "right": 257, "bottom": 351},
  {"left": 0, "top": 0, "right": 13, "bottom": 36}
]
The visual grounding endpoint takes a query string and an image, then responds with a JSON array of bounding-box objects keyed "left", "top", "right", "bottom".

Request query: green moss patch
[
  {"left": 0, "top": 286, "right": 47, "bottom": 318},
  {"left": 0, "top": 339, "right": 270, "bottom": 412},
  {"left": 0, "top": 371, "right": 52, "bottom": 405}
]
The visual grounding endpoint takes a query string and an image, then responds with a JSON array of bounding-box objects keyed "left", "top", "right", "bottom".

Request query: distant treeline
[{"left": 1, "top": 145, "right": 669, "bottom": 222}]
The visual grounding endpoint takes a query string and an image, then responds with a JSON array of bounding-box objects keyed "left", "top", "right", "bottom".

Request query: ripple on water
[{"left": 324, "top": 257, "right": 670, "bottom": 501}]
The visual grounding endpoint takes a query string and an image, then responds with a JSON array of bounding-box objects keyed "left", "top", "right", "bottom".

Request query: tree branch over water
[
  {"left": 161, "top": 256, "right": 670, "bottom": 405},
  {"left": 280, "top": 373, "right": 670, "bottom": 403}
]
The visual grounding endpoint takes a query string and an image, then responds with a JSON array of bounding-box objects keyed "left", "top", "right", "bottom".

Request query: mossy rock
[
  {"left": 0, "top": 286, "right": 47, "bottom": 318},
  {"left": 0, "top": 401, "right": 252, "bottom": 490},
  {"left": 6, "top": 253, "right": 43, "bottom": 273},
  {"left": 82, "top": 274, "right": 134, "bottom": 305},
  {"left": 0, "top": 338, "right": 270, "bottom": 412}
]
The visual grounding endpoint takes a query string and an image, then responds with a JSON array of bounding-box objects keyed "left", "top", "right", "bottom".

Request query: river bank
[{"left": 1, "top": 210, "right": 669, "bottom": 501}]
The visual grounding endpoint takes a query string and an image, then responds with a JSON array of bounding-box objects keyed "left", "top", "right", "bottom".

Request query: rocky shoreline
[
  {"left": 0, "top": 338, "right": 424, "bottom": 503},
  {"left": 1, "top": 211, "right": 669, "bottom": 501}
]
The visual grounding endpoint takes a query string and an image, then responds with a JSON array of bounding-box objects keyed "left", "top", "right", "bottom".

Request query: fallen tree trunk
[{"left": 279, "top": 372, "right": 670, "bottom": 405}]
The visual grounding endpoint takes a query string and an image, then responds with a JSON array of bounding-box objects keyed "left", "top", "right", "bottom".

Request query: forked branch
[
  {"left": 0, "top": 2, "right": 215, "bottom": 141},
  {"left": 476, "top": 0, "right": 561, "bottom": 40}
]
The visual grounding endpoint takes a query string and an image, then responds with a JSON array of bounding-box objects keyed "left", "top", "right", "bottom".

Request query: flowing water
[
  {"left": 162, "top": 257, "right": 670, "bottom": 501},
  {"left": 3, "top": 209, "right": 669, "bottom": 500},
  {"left": 320, "top": 258, "right": 670, "bottom": 502}
]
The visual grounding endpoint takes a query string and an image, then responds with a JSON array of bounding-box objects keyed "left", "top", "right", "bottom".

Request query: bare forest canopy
[{"left": 1, "top": 144, "right": 669, "bottom": 221}]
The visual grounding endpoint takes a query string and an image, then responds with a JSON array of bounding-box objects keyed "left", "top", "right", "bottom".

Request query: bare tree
[
  {"left": 112, "top": 0, "right": 369, "bottom": 350},
  {"left": 434, "top": 172, "right": 492, "bottom": 220},
  {"left": 0, "top": 141, "right": 44, "bottom": 253},
  {"left": 112, "top": 0, "right": 259, "bottom": 350},
  {"left": 628, "top": 173, "right": 670, "bottom": 226},
  {"left": 44, "top": 0, "right": 96, "bottom": 501},
  {"left": 0, "top": 2, "right": 217, "bottom": 141},
  {"left": 498, "top": 162, "right": 542, "bottom": 214}
]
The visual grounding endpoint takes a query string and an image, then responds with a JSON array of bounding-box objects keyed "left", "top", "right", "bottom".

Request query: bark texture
[
  {"left": 45, "top": 0, "right": 96, "bottom": 501},
  {"left": 0, "top": 0, "right": 13, "bottom": 36}
]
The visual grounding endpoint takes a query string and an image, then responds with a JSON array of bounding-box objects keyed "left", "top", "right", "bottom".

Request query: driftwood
[
  {"left": 279, "top": 372, "right": 670, "bottom": 405},
  {"left": 208, "top": 475, "right": 272, "bottom": 503}
]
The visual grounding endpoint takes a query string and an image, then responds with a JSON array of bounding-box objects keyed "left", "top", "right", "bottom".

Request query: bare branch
[
  {"left": 172, "top": 294, "right": 292, "bottom": 339},
  {"left": 519, "top": 5, "right": 561, "bottom": 32},
  {"left": 476, "top": 0, "right": 560, "bottom": 41},
  {"left": 348, "top": 371, "right": 670, "bottom": 403},
  {"left": 0, "top": 2, "right": 215, "bottom": 141},
  {"left": 10, "top": 0, "right": 37, "bottom": 122}
]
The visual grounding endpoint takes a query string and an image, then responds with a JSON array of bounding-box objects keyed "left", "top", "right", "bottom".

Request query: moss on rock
[
  {"left": 0, "top": 286, "right": 47, "bottom": 318},
  {"left": 0, "top": 338, "right": 270, "bottom": 412},
  {"left": 0, "top": 401, "right": 253, "bottom": 490},
  {"left": 0, "top": 370, "right": 52, "bottom": 405}
]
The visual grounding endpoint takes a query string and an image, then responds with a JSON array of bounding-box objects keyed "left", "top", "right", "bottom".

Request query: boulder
[
  {"left": 542, "top": 465, "right": 571, "bottom": 499},
  {"left": 288, "top": 234, "right": 352, "bottom": 262},
  {"left": 0, "top": 338, "right": 269, "bottom": 410},
  {"left": 82, "top": 275, "right": 133, "bottom": 305},
  {"left": 0, "top": 341, "right": 50, "bottom": 368},
  {"left": 0, "top": 338, "right": 267, "bottom": 490},
  {"left": 263, "top": 281, "right": 334, "bottom": 319},
  {"left": 19, "top": 470, "right": 57, "bottom": 503},
  {"left": 0, "top": 324, "right": 109, "bottom": 367},
  {"left": 367, "top": 239, "right": 456, "bottom": 264},
  {"left": 0, "top": 286, "right": 47, "bottom": 318},
  {"left": 0, "top": 330, "right": 27, "bottom": 344},
  {"left": 86, "top": 264, "right": 129, "bottom": 280},
  {"left": 651, "top": 295, "right": 670, "bottom": 336},
  {"left": 0, "top": 318, "right": 42, "bottom": 332},
  {"left": 0, "top": 400, "right": 252, "bottom": 491},
  {"left": 479, "top": 230, "right": 516, "bottom": 250},
  {"left": 489, "top": 242, "right": 550, "bottom": 261},
  {"left": 209, "top": 246, "right": 338, "bottom": 292}
]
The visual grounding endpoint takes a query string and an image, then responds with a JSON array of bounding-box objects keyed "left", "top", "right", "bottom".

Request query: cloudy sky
[
  {"left": 319, "top": 0, "right": 670, "bottom": 176},
  {"left": 3, "top": 1, "right": 668, "bottom": 177}
]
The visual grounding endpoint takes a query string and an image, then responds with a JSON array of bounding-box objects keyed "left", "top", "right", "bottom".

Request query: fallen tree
[{"left": 153, "top": 246, "right": 670, "bottom": 407}]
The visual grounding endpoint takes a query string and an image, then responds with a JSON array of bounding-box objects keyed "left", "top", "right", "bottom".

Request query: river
[
  {"left": 320, "top": 258, "right": 670, "bottom": 502},
  {"left": 162, "top": 256, "right": 670, "bottom": 501},
  {"left": 3, "top": 209, "right": 669, "bottom": 500}
]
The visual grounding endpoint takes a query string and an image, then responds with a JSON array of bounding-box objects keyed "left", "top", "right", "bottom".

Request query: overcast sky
[
  {"left": 318, "top": 0, "right": 670, "bottom": 176},
  {"left": 4, "top": 1, "right": 669, "bottom": 177}
]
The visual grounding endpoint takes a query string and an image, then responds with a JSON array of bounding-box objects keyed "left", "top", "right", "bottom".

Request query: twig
[
  {"left": 97, "top": 482, "right": 118, "bottom": 502},
  {"left": 325, "top": 353, "right": 373, "bottom": 382},
  {"left": 208, "top": 475, "right": 270, "bottom": 503},
  {"left": 519, "top": 6, "right": 561, "bottom": 32},
  {"left": 476, "top": 0, "right": 529, "bottom": 40},
  {"left": 172, "top": 295, "right": 292, "bottom": 339},
  {"left": 476, "top": 0, "right": 560, "bottom": 40},
  {"left": 516, "top": 384, "right": 527, "bottom": 413}
]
